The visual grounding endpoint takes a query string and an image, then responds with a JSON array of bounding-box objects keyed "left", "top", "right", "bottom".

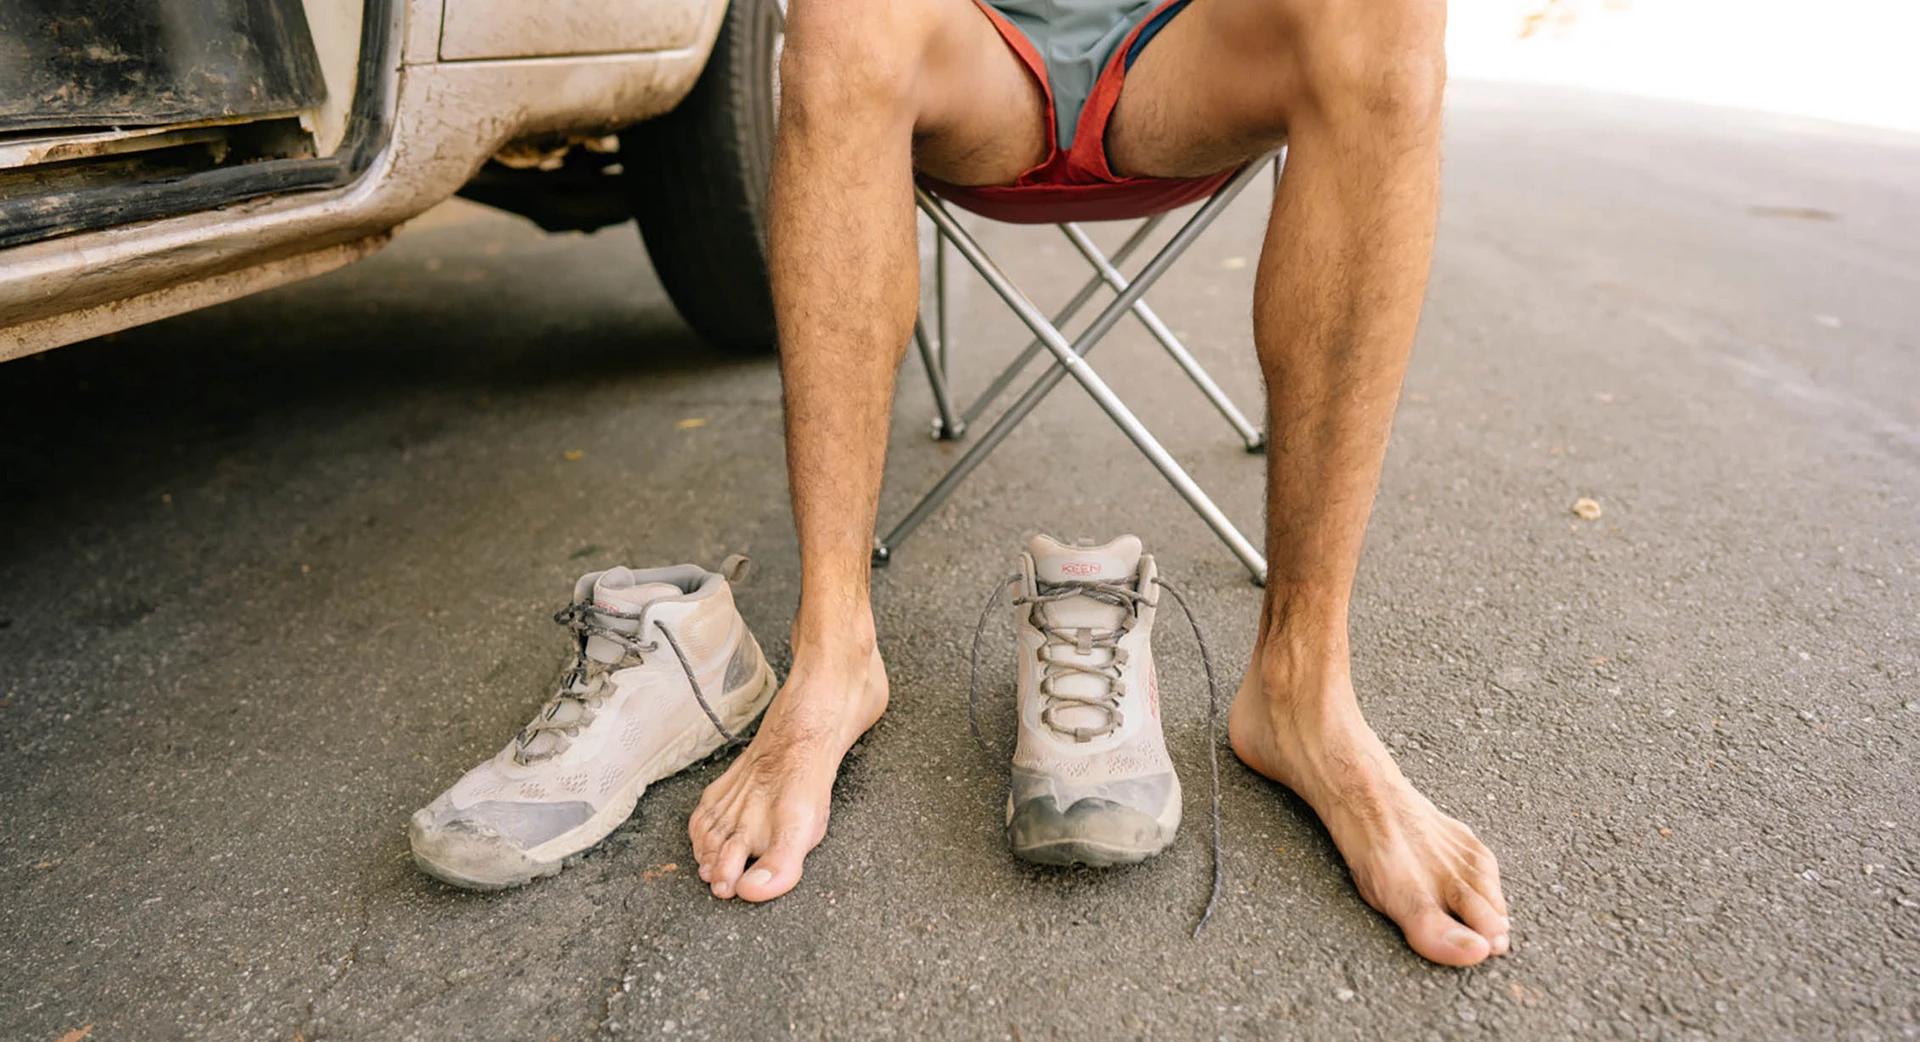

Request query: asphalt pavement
[{"left": 2, "top": 83, "right": 1916, "bottom": 1041}]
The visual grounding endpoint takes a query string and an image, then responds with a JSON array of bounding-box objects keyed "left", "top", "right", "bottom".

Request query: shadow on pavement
[{"left": 0, "top": 216, "right": 759, "bottom": 537}]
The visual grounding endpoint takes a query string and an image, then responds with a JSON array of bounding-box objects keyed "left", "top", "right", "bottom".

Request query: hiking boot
[
  {"left": 1006, "top": 534, "right": 1180, "bottom": 866},
  {"left": 410, "top": 558, "right": 776, "bottom": 889}
]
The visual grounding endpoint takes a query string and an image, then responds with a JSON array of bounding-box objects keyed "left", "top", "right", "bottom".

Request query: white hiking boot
[
  {"left": 410, "top": 558, "right": 777, "bottom": 889},
  {"left": 1005, "top": 534, "right": 1180, "bottom": 866}
]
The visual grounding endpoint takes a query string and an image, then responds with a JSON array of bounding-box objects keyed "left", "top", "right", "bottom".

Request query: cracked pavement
[{"left": 2, "top": 84, "right": 1917, "bottom": 1040}]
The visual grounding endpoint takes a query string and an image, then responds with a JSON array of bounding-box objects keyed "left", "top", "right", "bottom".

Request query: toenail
[
  {"left": 744, "top": 868, "right": 773, "bottom": 888},
  {"left": 1493, "top": 934, "right": 1510, "bottom": 953},
  {"left": 1447, "top": 927, "right": 1481, "bottom": 950}
]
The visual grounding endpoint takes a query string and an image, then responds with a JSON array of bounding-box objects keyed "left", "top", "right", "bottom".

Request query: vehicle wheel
[{"left": 624, "top": 0, "right": 783, "bottom": 354}]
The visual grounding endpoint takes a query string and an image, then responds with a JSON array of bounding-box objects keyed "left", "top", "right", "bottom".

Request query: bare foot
[
  {"left": 1228, "top": 657, "right": 1510, "bottom": 967},
  {"left": 689, "top": 639, "right": 888, "bottom": 901}
]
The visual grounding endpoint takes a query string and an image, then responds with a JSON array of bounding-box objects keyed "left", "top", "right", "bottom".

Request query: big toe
[
  {"left": 1401, "top": 906, "right": 1493, "bottom": 967},
  {"left": 735, "top": 832, "right": 812, "bottom": 902}
]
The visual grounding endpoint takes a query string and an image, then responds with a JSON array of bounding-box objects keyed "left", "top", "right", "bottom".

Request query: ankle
[
  {"left": 1257, "top": 584, "right": 1349, "bottom": 656},
  {"left": 787, "top": 604, "right": 883, "bottom": 710},
  {"left": 1247, "top": 635, "right": 1356, "bottom": 721},
  {"left": 775, "top": 618, "right": 890, "bottom": 746},
  {"left": 791, "top": 593, "right": 877, "bottom": 660}
]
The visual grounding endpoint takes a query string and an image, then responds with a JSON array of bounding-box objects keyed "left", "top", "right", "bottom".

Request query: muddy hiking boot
[
  {"left": 1002, "top": 534, "right": 1181, "bottom": 867},
  {"left": 410, "top": 557, "right": 777, "bottom": 889}
]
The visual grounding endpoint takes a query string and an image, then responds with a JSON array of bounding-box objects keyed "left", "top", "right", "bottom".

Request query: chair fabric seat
[{"left": 918, "top": 171, "right": 1234, "bottom": 224}]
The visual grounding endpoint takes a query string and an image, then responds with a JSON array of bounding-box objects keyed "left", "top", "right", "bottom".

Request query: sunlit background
[{"left": 1450, "top": 0, "right": 1920, "bottom": 133}]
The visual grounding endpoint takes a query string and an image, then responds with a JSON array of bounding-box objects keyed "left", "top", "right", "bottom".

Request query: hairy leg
[
  {"left": 1112, "top": 0, "right": 1510, "bottom": 966},
  {"left": 689, "top": 0, "right": 1046, "bottom": 902}
]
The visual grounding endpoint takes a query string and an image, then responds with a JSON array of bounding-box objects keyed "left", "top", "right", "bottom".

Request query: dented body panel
[{"left": 0, "top": 0, "right": 728, "bottom": 362}]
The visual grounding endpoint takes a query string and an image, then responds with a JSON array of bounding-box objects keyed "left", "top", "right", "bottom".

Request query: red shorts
[{"left": 921, "top": 0, "right": 1233, "bottom": 225}]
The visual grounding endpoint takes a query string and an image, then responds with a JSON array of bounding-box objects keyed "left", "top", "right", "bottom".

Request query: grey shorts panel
[{"left": 982, "top": 0, "right": 1160, "bottom": 151}]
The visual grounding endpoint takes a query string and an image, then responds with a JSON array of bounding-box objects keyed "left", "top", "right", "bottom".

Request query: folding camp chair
[{"left": 871, "top": 150, "right": 1284, "bottom": 585}]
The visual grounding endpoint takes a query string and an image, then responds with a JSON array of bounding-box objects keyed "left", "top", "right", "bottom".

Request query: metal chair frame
[{"left": 873, "top": 150, "right": 1285, "bottom": 584}]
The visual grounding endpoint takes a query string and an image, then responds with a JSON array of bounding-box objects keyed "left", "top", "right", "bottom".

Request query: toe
[
  {"left": 1400, "top": 904, "right": 1492, "bottom": 967},
  {"left": 688, "top": 807, "right": 716, "bottom": 862},
  {"left": 1466, "top": 850, "right": 1508, "bottom": 920},
  {"left": 1446, "top": 877, "right": 1511, "bottom": 956},
  {"left": 709, "top": 836, "right": 750, "bottom": 899},
  {"left": 689, "top": 832, "right": 714, "bottom": 879},
  {"left": 735, "top": 828, "right": 812, "bottom": 903}
]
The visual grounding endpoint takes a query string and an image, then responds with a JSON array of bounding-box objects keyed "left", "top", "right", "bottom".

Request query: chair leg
[
  {"left": 915, "top": 315, "right": 966, "bottom": 441},
  {"left": 1059, "top": 223, "right": 1267, "bottom": 453},
  {"left": 924, "top": 184, "right": 1268, "bottom": 583},
  {"left": 917, "top": 226, "right": 966, "bottom": 442},
  {"left": 956, "top": 214, "right": 1167, "bottom": 426},
  {"left": 877, "top": 163, "right": 1273, "bottom": 583},
  {"left": 934, "top": 231, "right": 951, "bottom": 389}
]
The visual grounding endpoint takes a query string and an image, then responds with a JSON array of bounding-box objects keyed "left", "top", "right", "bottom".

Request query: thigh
[
  {"left": 907, "top": 0, "right": 1052, "bottom": 185},
  {"left": 1105, "top": 0, "right": 1300, "bottom": 179}
]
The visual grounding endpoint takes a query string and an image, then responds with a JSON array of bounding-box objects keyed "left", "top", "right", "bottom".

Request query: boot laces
[
  {"left": 514, "top": 597, "right": 744, "bottom": 764},
  {"left": 1017, "top": 579, "right": 1149, "bottom": 742}
]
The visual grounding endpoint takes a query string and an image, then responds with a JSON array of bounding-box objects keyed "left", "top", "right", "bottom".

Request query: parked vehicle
[{"left": 0, "top": 0, "right": 782, "bottom": 359}]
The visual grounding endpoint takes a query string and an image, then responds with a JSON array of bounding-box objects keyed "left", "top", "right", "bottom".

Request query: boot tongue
[
  {"left": 584, "top": 567, "right": 683, "bottom": 664},
  {"left": 520, "top": 568, "right": 684, "bottom": 761},
  {"left": 1030, "top": 534, "right": 1141, "bottom": 586},
  {"left": 1030, "top": 534, "right": 1141, "bottom": 627},
  {"left": 1028, "top": 535, "right": 1142, "bottom": 727}
]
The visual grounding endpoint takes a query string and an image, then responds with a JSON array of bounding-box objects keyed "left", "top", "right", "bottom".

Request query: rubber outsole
[
  {"left": 1006, "top": 793, "right": 1178, "bottom": 868},
  {"left": 409, "top": 820, "right": 564, "bottom": 891}
]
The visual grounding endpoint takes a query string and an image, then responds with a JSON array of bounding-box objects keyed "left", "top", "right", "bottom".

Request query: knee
[
  {"left": 780, "top": 0, "right": 934, "bottom": 121},
  {"left": 1294, "top": 0, "right": 1447, "bottom": 128}
]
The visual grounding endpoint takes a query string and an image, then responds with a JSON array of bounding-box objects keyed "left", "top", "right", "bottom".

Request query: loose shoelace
[
  {"left": 969, "top": 573, "right": 1225, "bottom": 937},
  {"left": 515, "top": 598, "right": 743, "bottom": 764}
]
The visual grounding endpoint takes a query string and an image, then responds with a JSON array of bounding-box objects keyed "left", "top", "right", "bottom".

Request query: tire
[{"left": 624, "top": 0, "right": 783, "bottom": 354}]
